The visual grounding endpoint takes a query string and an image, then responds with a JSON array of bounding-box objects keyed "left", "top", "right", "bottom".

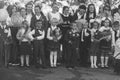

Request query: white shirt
[
  {"left": 0, "top": 24, "right": 11, "bottom": 37},
  {"left": 17, "top": 28, "right": 33, "bottom": 42}
]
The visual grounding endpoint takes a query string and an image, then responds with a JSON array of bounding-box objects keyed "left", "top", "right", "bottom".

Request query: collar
[{"left": 51, "top": 25, "right": 57, "bottom": 30}]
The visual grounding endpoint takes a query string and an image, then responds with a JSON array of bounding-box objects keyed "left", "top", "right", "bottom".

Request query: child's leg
[
  {"left": 105, "top": 56, "right": 109, "bottom": 67},
  {"left": 94, "top": 56, "right": 98, "bottom": 68},
  {"left": 26, "top": 55, "right": 30, "bottom": 66},
  {"left": 50, "top": 51, "right": 54, "bottom": 67},
  {"left": 20, "top": 55, "right": 24, "bottom": 66},
  {"left": 53, "top": 51, "right": 57, "bottom": 67},
  {"left": 101, "top": 56, "right": 104, "bottom": 67},
  {"left": 90, "top": 56, "right": 94, "bottom": 68}
]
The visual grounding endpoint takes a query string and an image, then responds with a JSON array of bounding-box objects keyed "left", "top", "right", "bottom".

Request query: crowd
[{"left": 0, "top": 0, "right": 120, "bottom": 74}]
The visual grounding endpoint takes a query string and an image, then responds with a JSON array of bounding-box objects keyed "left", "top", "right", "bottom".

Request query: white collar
[{"left": 51, "top": 25, "right": 57, "bottom": 30}]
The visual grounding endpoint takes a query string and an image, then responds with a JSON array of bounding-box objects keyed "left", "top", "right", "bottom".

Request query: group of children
[{"left": 0, "top": 0, "right": 120, "bottom": 75}]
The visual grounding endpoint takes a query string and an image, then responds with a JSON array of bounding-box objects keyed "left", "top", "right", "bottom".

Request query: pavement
[{"left": 0, "top": 66, "right": 120, "bottom": 80}]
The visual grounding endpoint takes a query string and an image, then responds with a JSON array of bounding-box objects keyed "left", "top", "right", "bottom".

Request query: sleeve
[
  {"left": 36, "top": 30, "right": 45, "bottom": 40},
  {"left": 28, "top": 29, "right": 35, "bottom": 41},
  {"left": 47, "top": 28, "right": 53, "bottom": 40},
  {"left": 16, "top": 29, "right": 22, "bottom": 40}
]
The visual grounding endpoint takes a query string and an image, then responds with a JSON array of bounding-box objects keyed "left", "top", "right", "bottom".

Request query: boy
[{"left": 31, "top": 20, "right": 46, "bottom": 68}]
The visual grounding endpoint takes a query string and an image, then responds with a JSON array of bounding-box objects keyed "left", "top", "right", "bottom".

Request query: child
[
  {"left": 80, "top": 21, "right": 91, "bottom": 67},
  {"left": 47, "top": 18, "right": 62, "bottom": 68},
  {"left": 16, "top": 20, "right": 33, "bottom": 67},
  {"left": 0, "top": 21, "right": 12, "bottom": 67},
  {"left": 65, "top": 22, "right": 80, "bottom": 69},
  {"left": 112, "top": 21, "right": 120, "bottom": 48},
  {"left": 31, "top": 20, "right": 46, "bottom": 68},
  {"left": 99, "top": 18, "right": 112, "bottom": 68},
  {"left": 114, "top": 37, "right": 120, "bottom": 74},
  {"left": 90, "top": 20, "right": 100, "bottom": 68}
]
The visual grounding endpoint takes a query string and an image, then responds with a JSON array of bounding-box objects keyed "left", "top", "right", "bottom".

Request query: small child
[
  {"left": 99, "top": 18, "right": 112, "bottom": 68},
  {"left": 17, "top": 20, "right": 33, "bottom": 67},
  {"left": 47, "top": 18, "right": 62, "bottom": 68},
  {"left": 65, "top": 22, "right": 80, "bottom": 69},
  {"left": 90, "top": 20, "right": 100, "bottom": 68},
  {"left": 114, "top": 37, "right": 120, "bottom": 74},
  {"left": 31, "top": 20, "right": 46, "bottom": 68}
]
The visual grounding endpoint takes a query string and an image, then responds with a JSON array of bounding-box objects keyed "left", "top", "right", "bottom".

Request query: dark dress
[
  {"left": 48, "top": 27, "right": 61, "bottom": 52},
  {"left": 99, "top": 30, "right": 112, "bottom": 56},
  {"left": 90, "top": 30, "right": 100, "bottom": 56},
  {"left": 65, "top": 29, "right": 80, "bottom": 68}
]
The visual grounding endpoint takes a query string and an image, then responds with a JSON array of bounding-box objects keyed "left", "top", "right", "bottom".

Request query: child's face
[
  {"left": 104, "top": 19, "right": 110, "bottom": 27},
  {"left": 72, "top": 23, "right": 77, "bottom": 30},
  {"left": 89, "top": 5, "right": 95, "bottom": 13},
  {"left": 36, "top": 21, "right": 42, "bottom": 29},
  {"left": 52, "top": 5, "right": 59, "bottom": 12},
  {"left": 93, "top": 22, "right": 98, "bottom": 29},
  {"left": 83, "top": 22, "right": 88, "bottom": 29},
  {"left": 113, "top": 24, "right": 119, "bottom": 30},
  {"left": 79, "top": 9, "right": 86, "bottom": 15}
]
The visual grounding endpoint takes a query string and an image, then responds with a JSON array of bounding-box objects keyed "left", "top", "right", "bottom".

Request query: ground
[{"left": 0, "top": 66, "right": 120, "bottom": 80}]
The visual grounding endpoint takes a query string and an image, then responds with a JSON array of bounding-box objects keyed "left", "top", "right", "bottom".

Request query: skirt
[
  {"left": 90, "top": 41, "right": 99, "bottom": 56},
  {"left": 19, "top": 42, "right": 31, "bottom": 55},
  {"left": 48, "top": 40, "right": 60, "bottom": 51}
]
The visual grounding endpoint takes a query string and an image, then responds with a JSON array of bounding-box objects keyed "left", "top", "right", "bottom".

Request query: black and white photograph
[{"left": 0, "top": 0, "right": 120, "bottom": 80}]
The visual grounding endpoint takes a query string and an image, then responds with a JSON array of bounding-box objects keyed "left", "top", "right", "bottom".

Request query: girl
[
  {"left": 47, "top": 18, "right": 62, "bottom": 68},
  {"left": 65, "top": 22, "right": 80, "bottom": 69},
  {"left": 90, "top": 20, "right": 100, "bottom": 68},
  {"left": 17, "top": 20, "right": 33, "bottom": 67},
  {"left": 99, "top": 18, "right": 112, "bottom": 68},
  {"left": 86, "top": 4, "right": 96, "bottom": 23}
]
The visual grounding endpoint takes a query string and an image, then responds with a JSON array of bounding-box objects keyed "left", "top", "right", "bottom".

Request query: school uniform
[
  {"left": 47, "top": 26, "right": 61, "bottom": 51},
  {"left": 31, "top": 28, "right": 46, "bottom": 67},
  {"left": 60, "top": 14, "right": 72, "bottom": 62},
  {"left": 90, "top": 28, "right": 100, "bottom": 56},
  {"left": 99, "top": 26, "right": 112, "bottom": 56},
  {"left": 17, "top": 28, "right": 33, "bottom": 56},
  {"left": 65, "top": 29, "right": 80, "bottom": 68},
  {"left": 0, "top": 24, "right": 12, "bottom": 67},
  {"left": 114, "top": 38, "right": 120, "bottom": 74},
  {"left": 79, "top": 28, "right": 91, "bottom": 67},
  {"left": 0, "top": 25, "right": 5, "bottom": 66}
]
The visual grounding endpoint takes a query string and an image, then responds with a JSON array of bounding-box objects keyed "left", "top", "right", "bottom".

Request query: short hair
[
  {"left": 79, "top": 5, "right": 86, "bottom": 10},
  {"left": 113, "top": 21, "right": 119, "bottom": 25},
  {"left": 35, "top": 5, "right": 41, "bottom": 10},
  {"left": 118, "top": 4, "right": 120, "bottom": 9}
]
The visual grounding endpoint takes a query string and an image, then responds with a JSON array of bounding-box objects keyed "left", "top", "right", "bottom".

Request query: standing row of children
[{"left": 0, "top": 0, "right": 120, "bottom": 74}]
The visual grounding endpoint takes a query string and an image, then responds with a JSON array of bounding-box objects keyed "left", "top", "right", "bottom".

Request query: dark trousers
[
  {"left": 0, "top": 39, "right": 4, "bottom": 66},
  {"left": 33, "top": 40, "right": 46, "bottom": 67},
  {"left": 66, "top": 43, "right": 77, "bottom": 68},
  {"left": 4, "top": 44, "right": 11, "bottom": 67},
  {"left": 10, "top": 27, "right": 19, "bottom": 63},
  {"left": 79, "top": 42, "right": 89, "bottom": 67}
]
